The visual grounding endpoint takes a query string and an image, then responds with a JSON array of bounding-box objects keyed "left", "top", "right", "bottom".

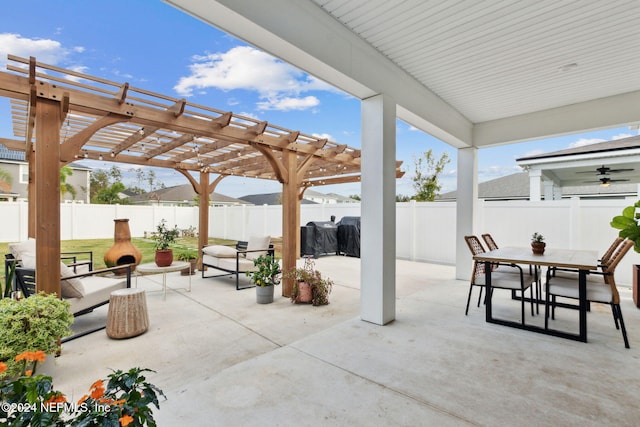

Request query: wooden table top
[{"left": 473, "top": 247, "right": 599, "bottom": 270}]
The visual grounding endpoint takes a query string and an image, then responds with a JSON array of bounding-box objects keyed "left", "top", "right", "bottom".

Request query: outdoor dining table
[{"left": 473, "top": 247, "right": 599, "bottom": 342}]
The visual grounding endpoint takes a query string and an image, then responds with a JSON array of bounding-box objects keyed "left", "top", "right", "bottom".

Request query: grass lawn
[{"left": 1, "top": 236, "right": 236, "bottom": 292}]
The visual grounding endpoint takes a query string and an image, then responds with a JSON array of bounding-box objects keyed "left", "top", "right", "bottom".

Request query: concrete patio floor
[{"left": 52, "top": 256, "right": 640, "bottom": 426}]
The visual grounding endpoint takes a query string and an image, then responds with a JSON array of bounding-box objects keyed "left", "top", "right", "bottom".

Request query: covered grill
[
  {"left": 337, "top": 216, "right": 361, "bottom": 258},
  {"left": 300, "top": 221, "right": 338, "bottom": 258}
]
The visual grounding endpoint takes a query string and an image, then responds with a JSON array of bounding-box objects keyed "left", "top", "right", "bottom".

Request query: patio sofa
[{"left": 5, "top": 239, "right": 131, "bottom": 341}]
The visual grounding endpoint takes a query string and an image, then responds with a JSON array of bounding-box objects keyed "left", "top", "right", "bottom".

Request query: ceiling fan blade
[{"left": 606, "top": 168, "right": 634, "bottom": 173}]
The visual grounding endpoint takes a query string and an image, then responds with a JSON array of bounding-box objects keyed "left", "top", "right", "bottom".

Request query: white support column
[
  {"left": 455, "top": 146, "right": 478, "bottom": 281},
  {"left": 529, "top": 169, "right": 542, "bottom": 201},
  {"left": 543, "top": 180, "right": 555, "bottom": 200},
  {"left": 361, "top": 93, "right": 396, "bottom": 325}
]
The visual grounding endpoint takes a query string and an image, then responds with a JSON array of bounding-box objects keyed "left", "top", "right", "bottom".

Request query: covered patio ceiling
[
  {"left": 166, "top": 0, "right": 640, "bottom": 147},
  {"left": 0, "top": 54, "right": 403, "bottom": 298}
]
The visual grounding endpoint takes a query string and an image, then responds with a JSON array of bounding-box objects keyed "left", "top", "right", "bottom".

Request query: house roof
[
  {"left": 127, "top": 184, "right": 250, "bottom": 205},
  {"left": 437, "top": 172, "right": 638, "bottom": 201},
  {"left": 0, "top": 143, "right": 91, "bottom": 170},
  {"left": 516, "top": 134, "right": 640, "bottom": 187},
  {"left": 239, "top": 192, "right": 317, "bottom": 206}
]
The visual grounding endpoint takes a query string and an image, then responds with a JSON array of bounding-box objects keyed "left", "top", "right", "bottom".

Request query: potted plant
[
  {"left": 0, "top": 292, "right": 73, "bottom": 377},
  {"left": 285, "top": 257, "right": 333, "bottom": 306},
  {"left": 611, "top": 200, "right": 640, "bottom": 307},
  {"left": 152, "top": 219, "right": 180, "bottom": 267},
  {"left": 177, "top": 249, "right": 198, "bottom": 275},
  {"left": 531, "top": 232, "right": 545, "bottom": 255},
  {"left": 246, "top": 254, "right": 281, "bottom": 304}
]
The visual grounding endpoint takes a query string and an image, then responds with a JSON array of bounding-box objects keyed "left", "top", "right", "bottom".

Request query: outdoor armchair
[
  {"left": 545, "top": 238, "right": 633, "bottom": 348},
  {"left": 201, "top": 236, "right": 274, "bottom": 290}
]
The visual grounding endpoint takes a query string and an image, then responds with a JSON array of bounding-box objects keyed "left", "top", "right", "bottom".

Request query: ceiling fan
[
  {"left": 584, "top": 176, "right": 630, "bottom": 187},
  {"left": 577, "top": 165, "right": 634, "bottom": 176}
]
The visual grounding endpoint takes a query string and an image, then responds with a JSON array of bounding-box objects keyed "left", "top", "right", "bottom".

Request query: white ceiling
[{"left": 165, "top": 0, "right": 640, "bottom": 148}]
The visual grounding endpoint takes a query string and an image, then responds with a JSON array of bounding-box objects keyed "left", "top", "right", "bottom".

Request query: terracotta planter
[
  {"left": 180, "top": 259, "right": 197, "bottom": 275},
  {"left": 531, "top": 242, "right": 546, "bottom": 255},
  {"left": 155, "top": 249, "right": 173, "bottom": 267},
  {"left": 295, "top": 281, "right": 313, "bottom": 304}
]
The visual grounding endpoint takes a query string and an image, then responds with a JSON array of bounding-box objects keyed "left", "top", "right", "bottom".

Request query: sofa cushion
[
  {"left": 8, "top": 239, "right": 35, "bottom": 259},
  {"left": 202, "top": 245, "right": 237, "bottom": 258},
  {"left": 246, "top": 236, "right": 271, "bottom": 260},
  {"left": 59, "top": 263, "right": 86, "bottom": 298},
  {"left": 20, "top": 254, "right": 85, "bottom": 298},
  {"left": 217, "top": 257, "right": 257, "bottom": 273},
  {"left": 67, "top": 276, "right": 127, "bottom": 314}
]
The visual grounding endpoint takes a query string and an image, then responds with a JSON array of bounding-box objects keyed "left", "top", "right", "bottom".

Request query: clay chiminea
[{"left": 104, "top": 219, "right": 142, "bottom": 273}]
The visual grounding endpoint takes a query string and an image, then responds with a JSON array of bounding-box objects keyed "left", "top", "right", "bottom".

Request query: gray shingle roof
[
  {"left": 516, "top": 134, "right": 640, "bottom": 161},
  {"left": 128, "top": 184, "right": 250, "bottom": 205}
]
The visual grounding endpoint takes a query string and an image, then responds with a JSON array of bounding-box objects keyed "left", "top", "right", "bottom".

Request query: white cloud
[
  {"left": 568, "top": 137, "right": 606, "bottom": 148},
  {"left": 257, "top": 95, "right": 319, "bottom": 111},
  {"left": 0, "top": 33, "right": 72, "bottom": 69},
  {"left": 174, "top": 46, "right": 331, "bottom": 111},
  {"left": 312, "top": 133, "right": 333, "bottom": 141}
]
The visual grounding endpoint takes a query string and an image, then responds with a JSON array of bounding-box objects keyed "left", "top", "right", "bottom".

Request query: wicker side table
[{"left": 106, "top": 288, "right": 149, "bottom": 339}]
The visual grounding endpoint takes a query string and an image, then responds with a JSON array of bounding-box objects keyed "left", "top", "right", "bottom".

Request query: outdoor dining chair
[
  {"left": 545, "top": 238, "right": 634, "bottom": 348},
  {"left": 464, "top": 235, "right": 535, "bottom": 323}
]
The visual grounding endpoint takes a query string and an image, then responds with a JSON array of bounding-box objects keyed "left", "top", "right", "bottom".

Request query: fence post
[
  {"left": 569, "top": 196, "right": 581, "bottom": 250},
  {"left": 410, "top": 200, "right": 416, "bottom": 261}
]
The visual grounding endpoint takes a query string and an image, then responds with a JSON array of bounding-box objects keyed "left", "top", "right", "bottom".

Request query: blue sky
[{"left": 0, "top": 0, "right": 635, "bottom": 198}]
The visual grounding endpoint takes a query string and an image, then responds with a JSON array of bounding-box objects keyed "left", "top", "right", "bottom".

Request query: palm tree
[{"left": 60, "top": 165, "right": 77, "bottom": 200}]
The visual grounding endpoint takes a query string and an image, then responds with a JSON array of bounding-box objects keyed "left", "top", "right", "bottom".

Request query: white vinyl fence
[{"left": 1, "top": 197, "right": 638, "bottom": 284}]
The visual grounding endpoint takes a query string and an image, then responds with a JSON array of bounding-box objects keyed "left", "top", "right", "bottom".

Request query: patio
[{"left": 52, "top": 256, "right": 640, "bottom": 426}]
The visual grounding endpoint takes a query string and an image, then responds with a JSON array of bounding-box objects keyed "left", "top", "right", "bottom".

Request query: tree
[
  {"left": 411, "top": 149, "right": 450, "bottom": 202},
  {"left": 0, "top": 167, "right": 12, "bottom": 193},
  {"left": 60, "top": 165, "right": 77, "bottom": 200},
  {"left": 146, "top": 170, "right": 156, "bottom": 192},
  {"left": 396, "top": 194, "right": 411, "bottom": 202},
  {"left": 89, "top": 170, "right": 110, "bottom": 201},
  {"left": 349, "top": 194, "right": 361, "bottom": 201},
  {"left": 94, "top": 182, "right": 127, "bottom": 204}
]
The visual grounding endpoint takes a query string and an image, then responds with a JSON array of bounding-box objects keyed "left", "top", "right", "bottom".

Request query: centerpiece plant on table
[
  {"left": 152, "top": 219, "right": 180, "bottom": 267},
  {"left": 285, "top": 257, "right": 333, "bottom": 306},
  {"left": 531, "top": 232, "right": 546, "bottom": 255}
]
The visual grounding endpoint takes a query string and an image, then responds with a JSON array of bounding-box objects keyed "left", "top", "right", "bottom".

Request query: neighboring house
[
  {"left": 239, "top": 192, "right": 317, "bottom": 206},
  {"left": 0, "top": 143, "right": 91, "bottom": 203},
  {"left": 303, "top": 189, "right": 359, "bottom": 204},
  {"left": 239, "top": 190, "right": 355, "bottom": 205},
  {"left": 127, "top": 184, "right": 250, "bottom": 206},
  {"left": 437, "top": 172, "right": 639, "bottom": 202}
]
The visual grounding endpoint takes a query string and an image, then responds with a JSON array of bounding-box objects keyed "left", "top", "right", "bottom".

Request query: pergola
[{"left": 0, "top": 55, "right": 403, "bottom": 296}]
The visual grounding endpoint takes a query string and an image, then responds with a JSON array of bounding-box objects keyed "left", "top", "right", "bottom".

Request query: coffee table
[{"left": 136, "top": 261, "right": 191, "bottom": 300}]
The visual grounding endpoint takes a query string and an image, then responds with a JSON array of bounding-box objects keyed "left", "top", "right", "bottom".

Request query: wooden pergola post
[
  {"left": 281, "top": 149, "right": 299, "bottom": 297},
  {"left": 35, "top": 97, "right": 62, "bottom": 295}
]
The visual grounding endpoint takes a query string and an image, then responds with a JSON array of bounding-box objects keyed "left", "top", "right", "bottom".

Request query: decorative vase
[
  {"left": 531, "top": 242, "right": 546, "bottom": 255},
  {"left": 295, "top": 281, "right": 313, "bottom": 304},
  {"left": 155, "top": 249, "right": 173, "bottom": 267},
  {"left": 256, "top": 285, "right": 274, "bottom": 304},
  {"left": 104, "top": 219, "right": 143, "bottom": 274}
]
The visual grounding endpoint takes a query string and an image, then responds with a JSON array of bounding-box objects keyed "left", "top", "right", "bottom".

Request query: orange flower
[
  {"left": 113, "top": 399, "right": 127, "bottom": 406},
  {"left": 89, "top": 379, "right": 105, "bottom": 399},
  {"left": 119, "top": 414, "right": 134, "bottom": 426},
  {"left": 45, "top": 393, "right": 67, "bottom": 404},
  {"left": 78, "top": 395, "right": 88, "bottom": 405},
  {"left": 0, "top": 362, "right": 7, "bottom": 374},
  {"left": 32, "top": 351, "right": 47, "bottom": 363},
  {"left": 25, "top": 369, "right": 33, "bottom": 376}
]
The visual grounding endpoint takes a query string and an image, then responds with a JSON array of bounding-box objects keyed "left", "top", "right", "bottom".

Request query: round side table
[{"left": 106, "top": 288, "right": 149, "bottom": 339}]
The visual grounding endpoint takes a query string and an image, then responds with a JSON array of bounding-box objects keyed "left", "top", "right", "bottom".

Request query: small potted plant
[
  {"left": 152, "top": 219, "right": 180, "bottom": 267},
  {"left": 531, "top": 232, "right": 546, "bottom": 255},
  {"left": 0, "top": 292, "right": 73, "bottom": 377},
  {"left": 176, "top": 249, "right": 198, "bottom": 275},
  {"left": 285, "top": 257, "right": 333, "bottom": 306},
  {"left": 246, "top": 254, "right": 281, "bottom": 304}
]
